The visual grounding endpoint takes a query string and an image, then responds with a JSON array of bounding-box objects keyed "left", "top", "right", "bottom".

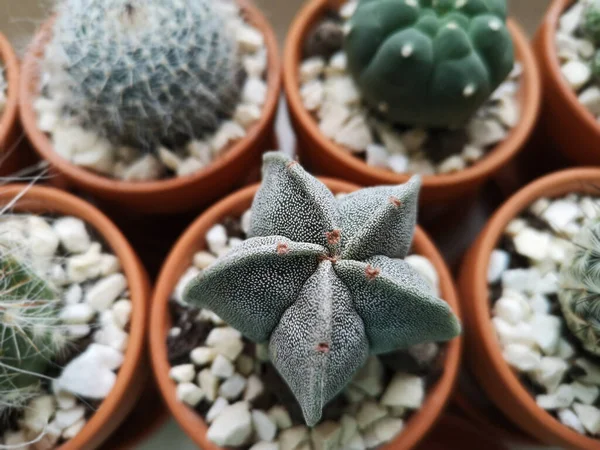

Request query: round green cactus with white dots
[
  {"left": 184, "top": 152, "right": 461, "bottom": 426},
  {"left": 583, "top": 1, "right": 600, "bottom": 45},
  {"left": 343, "top": 0, "right": 515, "bottom": 129}
]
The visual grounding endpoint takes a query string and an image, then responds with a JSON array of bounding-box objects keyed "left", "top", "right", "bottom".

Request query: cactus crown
[
  {"left": 0, "top": 246, "right": 64, "bottom": 413},
  {"left": 559, "top": 217, "right": 600, "bottom": 356},
  {"left": 44, "top": 0, "right": 243, "bottom": 150},
  {"left": 343, "top": 0, "right": 514, "bottom": 129},
  {"left": 184, "top": 152, "right": 461, "bottom": 426}
]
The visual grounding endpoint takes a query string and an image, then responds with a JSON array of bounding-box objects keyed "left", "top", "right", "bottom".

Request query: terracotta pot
[
  {"left": 0, "top": 184, "right": 150, "bottom": 449},
  {"left": 534, "top": 0, "right": 600, "bottom": 166},
  {"left": 458, "top": 168, "right": 600, "bottom": 449},
  {"left": 19, "top": 0, "right": 281, "bottom": 214},
  {"left": 414, "top": 415, "right": 508, "bottom": 450},
  {"left": 149, "top": 178, "right": 463, "bottom": 450},
  {"left": 283, "top": 0, "right": 541, "bottom": 206},
  {"left": 0, "top": 32, "right": 25, "bottom": 176}
]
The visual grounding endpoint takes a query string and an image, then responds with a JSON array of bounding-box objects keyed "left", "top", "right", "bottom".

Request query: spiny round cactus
[
  {"left": 559, "top": 217, "right": 600, "bottom": 356},
  {"left": 184, "top": 152, "right": 461, "bottom": 426},
  {"left": 0, "top": 252, "right": 64, "bottom": 413},
  {"left": 343, "top": 0, "right": 515, "bottom": 129},
  {"left": 583, "top": 1, "right": 600, "bottom": 45},
  {"left": 43, "top": 0, "right": 243, "bottom": 150}
]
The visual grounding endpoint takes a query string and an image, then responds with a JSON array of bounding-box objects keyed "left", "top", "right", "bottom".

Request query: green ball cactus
[
  {"left": 44, "top": 0, "right": 243, "bottom": 150},
  {"left": 184, "top": 152, "right": 461, "bottom": 426},
  {"left": 559, "top": 217, "right": 600, "bottom": 356},
  {"left": 0, "top": 253, "right": 64, "bottom": 412},
  {"left": 343, "top": 0, "right": 515, "bottom": 129},
  {"left": 583, "top": 1, "right": 600, "bottom": 45}
]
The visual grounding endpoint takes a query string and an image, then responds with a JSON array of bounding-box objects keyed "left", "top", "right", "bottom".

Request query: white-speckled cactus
[
  {"left": 43, "top": 0, "right": 243, "bottom": 150},
  {"left": 559, "top": 217, "right": 600, "bottom": 356},
  {"left": 184, "top": 152, "right": 461, "bottom": 426}
]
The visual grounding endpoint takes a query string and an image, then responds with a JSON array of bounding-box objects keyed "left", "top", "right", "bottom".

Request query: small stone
[
  {"left": 55, "top": 391, "right": 77, "bottom": 410},
  {"left": 241, "top": 210, "right": 252, "bottom": 234},
  {"left": 327, "top": 52, "right": 347, "bottom": 75},
  {"left": 279, "top": 425, "right": 310, "bottom": 450},
  {"left": 197, "top": 368, "right": 220, "bottom": 402},
  {"left": 243, "top": 77, "right": 267, "bottom": 107},
  {"left": 311, "top": 421, "right": 342, "bottom": 450},
  {"left": 462, "top": 145, "right": 484, "bottom": 164},
  {"left": 66, "top": 243, "right": 103, "bottom": 282},
  {"left": 493, "top": 295, "right": 530, "bottom": 325},
  {"left": 186, "top": 140, "right": 212, "bottom": 165},
  {"left": 300, "top": 79, "right": 324, "bottom": 111},
  {"left": 211, "top": 121, "right": 247, "bottom": 154},
  {"left": 513, "top": 228, "right": 551, "bottom": 261},
  {"left": 388, "top": 154, "right": 409, "bottom": 174},
  {"left": 212, "top": 354, "right": 235, "bottom": 379},
  {"left": 405, "top": 255, "right": 439, "bottom": 295},
  {"left": 339, "top": 414, "right": 358, "bottom": 446},
  {"left": 256, "top": 343, "right": 270, "bottom": 362},
  {"left": 237, "top": 354, "right": 255, "bottom": 376},
  {"left": 66, "top": 324, "right": 91, "bottom": 339},
  {"left": 533, "top": 357, "right": 568, "bottom": 393},
  {"left": 506, "top": 218, "right": 527, "bottom": 236},
  {"left": 575, "top": 358, "right": 600, "bottom": 385},
  {"left": 574, "top": 403, "right": 600, "bottom": 435},
  {"left": 206, "top": 224, "right": 228, "bottom": 255},
  {"left": 268, "top": 405, "right": 293, "bottom": 430},
  {"left": 407, "top": 157, "right": 436, "bottom": 175},
  {"left": 174, "top": 267, "right": 200, "bottom": 303},
  {"left": 558, "top": 408, "right": 585, "bottom": 434},
  {"left": 53, "top": 217, "right": 91, "bottom": 254},
  {"left": 244, "top": 374, "right": 264, "bottom": 402},
  {"left": 60, "top": 303, "right": 95, "bottom": 324},
  {"left": 193, "top": 251, "right": 216, "bottom": 270},
  {"left": 71, "top": 139, "right": 115, "bottom": 174},
  {"left": 490, "top": 94, "right": 520, "bottom": 128},
  {"left": 28, "top": 217, "right": 59, "bottom": 258},
  {"left": 340, "top": 0, "right": 358, "bottom": 19},
  {"left": 3, "top": 430, "right": 28, "bottom": 447},
  {"left": 503, "top": 343, "right": 542, "bottom": 371},
  {"left": 85, "top": 273, "right": 127, "bottom": 311},
  {"left": 319, "top": 102, "right": 351, "bottom": 138},
  {"left": 377, "top": 124, "right": 407, "bottom": 155},
  {"left": 61, "top": 418, "right": 86, "bottom": 440},
  {"left": 253, "top": 409, "right": 277, "bottom": 442},
  {"left": 381, "top": 373, "right": 424, "bottom": 409},
  {"left": 333, "top": 114, "right": 372, "bottom": 152},
  {"left": 54, "top": 406, "right": 85, "bottom": 429},
  {"left": 365, "top": 144, "right": 389, "bottom": 169},
  {"left": 579, "top": 86, "right": 600, "bottom": 116},
  {"left": 488, "top": 250, "right": 510, "bottom": 283},
  {"left": 190, "top": 347, "right": 217, "bottom": 366},
  {"left": 112, "top": 299, "right": 132, "bottom": 329},
  {"left": 244, "top": 50, "right": 268, "bottom": 77},
  {"left": 207, "top": 397, "right": 230, "bottom": 423},
  {"left": 559, "top": 2, "right": 583, "bottom": 34},
  {"left": 122, "top": 154, "right": 164, "bottom": 181},
  {"left": 561, "top": 60, "right": 591, "bottom": 91},
  {"left": 467, "top": 118, "right": 506, "bottom": 147},
  {"left": 492, "top": 317, "right": 535, "bottom": 347},
  {"left": 345, "top": 385, "right": 366, "bottom": 403},
  {"left": 99, "top": 254, "right": 120, "bottom": 276},
  {"left": 408, "top": 342, "right": 440, "bottom": 367},
  {"left": 355, "top": 401, "right": 388, "bottom": 430},
  {"left": 345, "top": 433, "right": 367, "bottom": 450},
  {"left": 207, "top": 402, "right": 253, "bottom": 447},
  {"left": 350, "top": 356, "right": 385, "bottom": 397},
  {"left": 250, "top": 442, "right": 279, "bottom": 450},
  {"left": 236, "top": 25, "right": 264, "bottom": 53},
  {"left": 572, "top": 381, "right": 600, "bottom": 405},
  {"left": 157, "top": 146, "right": 181, "bottom": 171},
  {"left": 177, "top": 157, "right": 205, "bottom": 177},
  {"left": 558, "top": 338, "right": 576, "bottom": 360},
  {"left": 214, "top": 339, "right": 244, "bottom": 362},
  {"left": 207, "top": 327, "right": 242, "bottom": 346},
  {"left": 325, "top": 76, "right": 360, "bottom": 106},
  {"left": 21, "top": 396, "right": 55, "bottom": 433},
  {"left": 366, "top": 417, "right": 404, "bottom": 446},
  {"left": 438, "top": 155, "right": 466, "bottom": 174},
  {"left": 536, "top": 384, "right": 575, "bottom": 410},
  {"left": 541, "top": 199, "right": 581, "bottom": 232},
  {"left": 176, "top": 382, "right": 204, "bottom": 407},
  {"left": 300, "top": 57, "right": 325, "bottom": 83},
  {"left": 530, "top": 314, "right": 561, "bottom": 355},
  {"left": 234, "top": 103, "right": 262, "bottom": 129},
  {"left": 63, "top": 283, "right": 83, "bottom": 305},
  {"left": 169, "top": 364, "right": 196, "bottom": 383},
  {"left": 219, "top": 373, "right": 247, "bottom": 400}
]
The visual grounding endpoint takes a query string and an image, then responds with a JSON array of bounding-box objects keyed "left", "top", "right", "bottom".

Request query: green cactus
[
  {"left": 43, "top": 0, "right": 243, "bottom": 150},
  {"left": 583, "top": 1, "right": 600, "bottom": 45},
  {"left": 559, "top": 217, "right": 600, "bottom": 356},
  {"left": 184, "top": 152, "right": 461, "bottom": 426},
  {"left": 0, "top": 252, "right": 64, "bottom": 412},
  {"left": 592, "top": 49, "right": 600, "bottom": 82},
  {"left": 343, "top": 0, "right": 514, "bottom": 129}
]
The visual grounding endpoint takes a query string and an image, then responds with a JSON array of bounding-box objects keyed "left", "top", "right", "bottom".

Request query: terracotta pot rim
[
  {"left": 0, "top": 31, "right": 19, "bottom": 152},
  {"left": 0, "top": 184, "right": 149, "bottom": 450},
  {"left": 149, "top": 177, "right": 463, "bottom": 450},
  {"left": 463, "top": 168, "right": 600, "bottom": 449},
  {"left": 283, "top": 0, "right": 541, "bottom": 188},
  {"left": 18, "top": 0, "right": 281, "bottom": 196},
  {"left": 541, "top": 0, "right": 600, "bottom": 139}
]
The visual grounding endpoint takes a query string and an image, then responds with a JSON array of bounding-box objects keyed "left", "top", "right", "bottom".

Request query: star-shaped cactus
[{"left": 184, "top": 152, "right": 461, "bottom": 426}]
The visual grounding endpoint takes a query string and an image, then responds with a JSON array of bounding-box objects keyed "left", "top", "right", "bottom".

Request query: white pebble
[
  {"left": 219, "top": 373, "right": 247, "bottom": 400},
  {"left": 572, "top": 381, "right": 600, "bottom": 405},
  {"left": 438, "top": 155, "right": 466, "bottom": 174},
  {"left": 241, "top": 210, "right": 252, "bottom": 235},
  {"left": 388, "top": 154, "right": 409, "bottom": 174},
  {"left": 300, "top": 57, "right": 325, "bottom": 83},
  {"left": 558, "top": 408, "right": 585, "bottom": 434},
  {"left": 234, "top": 103, "right": 262, "bottom": 129},
  {"left": 558, "top": 338, "right": 576, "bottom": 360},
  {"left": 198, "top": 368, "right": 220, "bottom": 402},
  {"left": 319, "top": 102, "right": 351, "bottom": 138},
  {"left": 467, "top": 118, "right": 506, "bottom": 147},
  {"left": 211, "top": 121, "right": 247, "bottom": 154},
  {"left": 207, "top": 402, "right": 253, "bottom": 447},
  {"left": 381, "top": 373, "right": 424, "bottom": 409},
  {"left": 175, "top": 267, "right": 200, "bottom": 303},
  {"left": 350, "top": 356, "right": 384, "bottom": 397},
  {"left": 157, "top": 146, "right": 181, "bottom": 171},
  {"left": 579, "top": 86, "right": 600, "bottom": 116},
  {"left": 67, "top": 324, "right": 91, "bottom": 339},
  {"left": 212, "top": 354, "right": 235, "bottom": 379},
  {"left": 559, "top": 2, "right": 583, "bottom": 34},
  {"left": 243, "top": 50, "right": 267, "bottom": 77},
  {"left": 528, "top": 294, "right": 551, "bottom": 315},
  {"left": 207, "top": 327, "right": 242, "bottom": 346},
  {"left": 206, "top": 398, "right": 228, "bottom": 425},
  {"left": 176, "top": 382, "right": 204, "bottom": 407},
  {"left": 513, "top": 228, "right": 551, "bottom": 261},
  {"left": 405, "top": 255, "right": 439, "bottom": 295},
  {"left": 462, "top": 145, "right": 484, "bottom": 164},
  {"left": 236, "top": 25, "right": 264, "bottom": 53},
  {"left": 575, "top": 358, "right": 600, "bottom": 385},
  {"left": 70, "top": 138, "right": 115, "bottom": 175},
  {"left": 177, "top": 157, "right": 205, "bottom": 177},
  {"left": 21, "top": 396, "right": 55, "bottom": 434},
  {"left": 268, "top": 405, "right": 293, "bottom": 430},
  {"left": 3, "top": 431, "right": 28, "bottom": 447},
  {"left": 301, "top": 79, "right": 324, "bottom": 112},
  {"left": 206, "top": 224, "right": 228, "bottom": 255},
  {"left": 493, "top": 296, "right": 529, "bottom": 325},
  {"left": 112, "top": 299, "right": 132, "bottom": 329},
  {"left": 250, "top": 442, "right": 279, "bottom": 450},
  {"left": 574, "top": 403, "right": 600, "bottom": 435},
  {"left": 66, "top": 243, "right": 103, "bottom": 282},
  {"left": 533, "top": 357, "right": 568, "bottom": 393},
  {"left": 355, "top": 401, "right": 388, "bottom": 430},
  {"left": 54, "top": 406, "right": 85, "bottom": 429},
  {"left": 55, "top": 391, "right": 76, "bottom": 410},
  {"left": 243, "top": 77, "right": 267, "bottom": 107},
  {"left": 541, "top": 199, "right": 582, "bottom": 232},
  {"left": 493, "top": 317, "right": 535, "bottom": 347},
  {"left": 252, "top": 410, "right": 277, "bottom": 442},
  {"left": 279, "top": 426, "right": 310, "bottom": 450},
  {"left": 53, "top": 217, "right": 91, "bottom": 254},
  {"left": 169, "top": 364, "right": 196, "bottom": 383},
  {"left": 488, "top": 250, "right": 510, "bottom": 283},
  {"left": 62, "top": 418, "right": 86, "bottom": 440},
  {"left": 365, "top": 144, "right": 389, "bottom": 169},
  {"left": 60, "top": 303, "right": 95, "bottom": 324},
  {"left": 99, "top": 254, "right": 120, "bottom": 276},
  {"left": 530, "top": 314, "right": 561, "bottom": 355},
  {"left": 333, "top": 114, "right": 372, "bottom": 152},
  {"left": 365, "top": 417, "right": 404, "bottom": 447},
  {"left": 328, "top": 52, "right": 347, "bottom": 75},
  {"left": 325, "top": 76, "right": 360, "bottom": 106},
  {"left": 122, "top": 154, "right": 164, "bottom": 181},
  {"left": 63, "top": 283, "right": 83, "bottom": 305},
  {"left": 537, "top": 384, "right": 575, "bottom": 410},
  {"left": 85, "top": 273, "right": 127, "bottom": 311},
  {"left": 191, "top": 347, "right": 217, "bottom": 366},
  {"left": 244, "top": 374, "right": 264, "bottom": 403},
  {"left": 561, "top": 60, "right": 591, "bottom": 91},
  {"left": 503, "top": 343, "right": 541, "bottom": 371},
  {"left": 28, "top": 217, "right": 60, "bottom": 258},
  {"left": 193, "top": 251, "right": 216, "bottom": 270}
]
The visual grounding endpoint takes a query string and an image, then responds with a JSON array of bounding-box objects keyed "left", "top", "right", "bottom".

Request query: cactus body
[
  {"left": 0, "top": 254, "right": 63, "bottom": 412},
  {"left": 44, "top": 0, "right": 243, "bottom": 150},
  {"left": 583, "top": 1, "right": 600, "bottom": 45},
  {"left": 184, "top": 152, "right": 461, "bottom": 426},
  {"left": 343, "top": 0, "right": 514, "bottom": 129},
  {"left": 559, "top": 218, "right": 600, "bottom": 356}
]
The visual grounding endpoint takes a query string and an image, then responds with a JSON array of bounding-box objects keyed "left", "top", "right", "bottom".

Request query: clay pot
[
  {"left": 458, "top": 168, "right": 600, "bottom": 449},
  {"left": 533, "top": 0, "right": 600, "bottom": 166},
  {"left": 283, "top": 0, "right": 541, "bottom": 206},
  {"left": 149, "top": 178, "right": 463, "bottom": 450},
  {"left": 415, "top": 415, "right": 508, "bottom": 450},
  {"left": 19, "top": 0, "right": 281, "bottom": 214},
  {"left": 0, "top": 184, "right": 150, "bottom": 449}
]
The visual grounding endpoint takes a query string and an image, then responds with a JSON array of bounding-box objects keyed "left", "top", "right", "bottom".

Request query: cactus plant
[
  {"left": 559, "top": 217, "right": 600, "bottom": 356},
  {"left": 0, "top": 251, "right": 64, "bottom": 413},
  {"left": 184, "top": 151, "right": 461, "bottom": 426},
  {"left": 43, "top": 0, "right": 244, "bottom": 150},
  {"left": 583, "top": 0, "right": 600, "bottom": 45},
  {"left": 343, "top": 0, "right": 515, "bottom": 129}
]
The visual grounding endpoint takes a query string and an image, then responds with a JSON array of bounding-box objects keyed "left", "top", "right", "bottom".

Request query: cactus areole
[
  {"left": 184, "top": 152, "right": 461, "bottom": 426},
  {"left": 343, "top": 0, "right": 515, "bottom": 129}
]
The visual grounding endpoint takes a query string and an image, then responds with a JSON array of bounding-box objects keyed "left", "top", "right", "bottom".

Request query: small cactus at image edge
[
  {"left": 343, "top": 0, "right": 515, "bottom": 129},
  {"left": 559, "top": 217, "right": 600, "bottom": 356},
  {"left": 43, "top": 0, "right": 244, "bottom": 150},
  {"left": 582, "top": 0, "right": 600, "bottom": 45},
  {"left": 0, "top": 252, "right": 64, "bottom": 413},
  {"left": 184, "top": 151, "right": 461, "bottom": 426}
]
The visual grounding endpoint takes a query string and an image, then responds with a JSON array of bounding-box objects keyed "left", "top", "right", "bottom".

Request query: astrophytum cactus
[
  {"left": 184, "top": 152, "right": 461, "bottom": 426},
  {"left": 343, "top": 0, "right": 515, "bottom": 129},
  {"left": 0, "top": 252, "right": 64, "bottom": 413},
  {"left": 559, "top": 217, "right": 600, "bottom": 356},
  {"left": 43, "top": 0, "right": 243, "bottom": 150}
]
